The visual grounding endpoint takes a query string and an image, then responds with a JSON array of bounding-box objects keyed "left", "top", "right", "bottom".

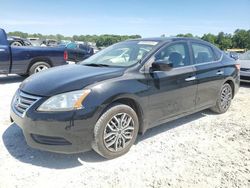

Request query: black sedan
[{"left": 10, "top": 37, "right": 240, "bottom": 159}]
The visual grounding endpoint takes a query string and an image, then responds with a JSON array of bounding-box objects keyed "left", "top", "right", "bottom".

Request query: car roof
[
  {"left": 127, "top": 37, "right": 221, "bottom": 51},
  {"left": 128, "top": 37, "right": 208, "bottom": 44}
]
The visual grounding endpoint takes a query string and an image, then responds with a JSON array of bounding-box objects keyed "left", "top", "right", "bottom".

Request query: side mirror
[{"left": 151, "top": 60, "right": 173, "bottom": 72}]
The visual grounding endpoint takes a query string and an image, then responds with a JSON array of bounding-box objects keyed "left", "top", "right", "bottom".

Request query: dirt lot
[{"left": 0, "top": 75, "right": 249, "bottom": 188}]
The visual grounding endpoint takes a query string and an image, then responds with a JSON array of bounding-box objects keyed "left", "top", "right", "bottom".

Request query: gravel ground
[{"left": 0, "top": 75, "right": 249, "bottom": 188}]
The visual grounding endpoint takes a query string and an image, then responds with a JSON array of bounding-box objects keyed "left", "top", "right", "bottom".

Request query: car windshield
[{"left": 81, "top": 40, "right": 159, "bottom": 67}]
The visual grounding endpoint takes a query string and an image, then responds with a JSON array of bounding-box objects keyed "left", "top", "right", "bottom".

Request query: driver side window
[{"left": 154, "top": 43, "right": 190, "bottom": 68}]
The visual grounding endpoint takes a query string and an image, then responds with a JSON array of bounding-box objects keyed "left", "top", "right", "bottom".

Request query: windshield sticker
[{"left": 138, "top": 41, "right": 158, "bottom": 46}]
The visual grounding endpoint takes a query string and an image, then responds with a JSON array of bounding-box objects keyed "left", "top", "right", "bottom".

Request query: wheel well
[
  {"left": 225, "top": 80, "right": 235, "bottom": 98},
  {"left": 27, "top": 58, "right": 52, "bottom": 74},
  {"left": 110, "top": 98, "right": 144, "bottom": 133}
]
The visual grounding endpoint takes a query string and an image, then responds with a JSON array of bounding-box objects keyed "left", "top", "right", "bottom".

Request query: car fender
[{"left": 83, "top": 79, "right": 148, "bottom": 132}]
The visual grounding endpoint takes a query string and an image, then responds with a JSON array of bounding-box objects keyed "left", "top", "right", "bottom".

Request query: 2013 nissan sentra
[{"left": 10, "top": 37, "right": 240, "bottom": 159}]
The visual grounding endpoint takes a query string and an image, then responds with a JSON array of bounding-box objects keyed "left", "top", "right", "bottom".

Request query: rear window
[
  {"left": 191, "top": 43, "right": 215, "bottom": 64},
  {"left": 213, "top": 47, "right": 222, "bottom": 61}
]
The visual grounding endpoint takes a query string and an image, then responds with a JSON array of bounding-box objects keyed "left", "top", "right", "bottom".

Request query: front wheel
[
  {"left": 92, "top": 103, "right": 139, "bottom": 159},
  {"left": 210, "top": 83, "right": 233, "bottom": 114}
]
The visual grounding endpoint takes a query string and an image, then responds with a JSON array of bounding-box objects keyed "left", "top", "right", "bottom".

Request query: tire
[
  {"left": 92, "top": 103, "right": 139, "bottom": 159},
  {"left": 11, "top": 41, "right": 23, "bottom": 46},
  {"left": 210, "top": 83, "right": 233, "bottom": 114},
  {"left": 29, "top": 61, "right": 51, "bottom": 75}
]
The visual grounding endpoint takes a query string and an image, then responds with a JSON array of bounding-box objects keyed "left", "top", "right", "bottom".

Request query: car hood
[
  {"left": 20, "top": 64, "right": 124, "bottom": 96},
  {"left": 237, "top": 60, "right": 250, "bottom": 69}
]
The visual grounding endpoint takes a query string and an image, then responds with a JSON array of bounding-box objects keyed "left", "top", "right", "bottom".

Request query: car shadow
[
  {"left": 3, "top": 109, "right": 213, "bottom": 169},
  {"left": 0, "top": 74, "right": 25, "bottom": 84},
  {"left": 2, "top": 123, "right": 108, "bottom": 169},
  {"left": 136, "top": 109, "right": 213, "bottom": 143}
]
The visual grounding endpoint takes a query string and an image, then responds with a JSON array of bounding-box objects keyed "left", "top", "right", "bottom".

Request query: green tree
[
  {"left": 8, "top": 29, "right": 250, "bottom": 50},
  {"left": 232, "top": 29, "right": 250, "bottom": 49},
  {"left": 72, "top": 35, "right": 79, "bottom": 41},
  {"left": 201, "top": 33, "right": 217, "bottom": 45},
  {"left": 8, "top": 31, "right": 29, "bottom": 38},
  {"left": 176, "top": 33, "right": 193, "bottom": 37},
  {"left": 56, "top": 34, "right": 64, "bottom": 41},
  {"left": 216, "top": 32, "right": 232, "bottom": 50}
]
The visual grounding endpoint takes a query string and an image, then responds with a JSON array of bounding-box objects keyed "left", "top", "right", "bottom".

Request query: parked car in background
[
  {"left": 60, "top": 40, "right": 71, "bottom": 44},
  {"left": 58, "top": 42, "right": 94, "bottom": 62},
  {"left": 27, "top": 38, "right": 44, "bottom": 47},
  {"left": 0, "top": 28, "right": 68, "bottom": 76},
  {"left": 43, "top": 39, "right": 59, "bottom": 47},
  {"left": 237, "top": 50, "right": 250, "bottom": 82},
  {"left": 7, "top": 36, "right": 32, "bottom": 46},
  {"left": 28, "top": 38, "right": 58, "bottom": 47},
  {"left": 93, "top": 47, "right": 100, "bottom": 53},
  {"left": 27, "top": 37, "right": 39, "bottom": 41},
  {"left": 225, "top": 51, "right": 240, "bottom": 60},
  {"left": 10, "top": 37, "right": 240, "bottom": 159},
  {"left": 78, "top": 41, "right": 99, "bottom": 53}
]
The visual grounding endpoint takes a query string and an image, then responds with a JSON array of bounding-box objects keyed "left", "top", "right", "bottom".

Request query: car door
[
  {"left": 146, "top": 41, "right": 197, "bottom": 127},
  {"left": 190, "top": 42, "right": 225, "bottom": 109},
  {"left": 0, "top": 29, "right": 11, "bottom": 74}
]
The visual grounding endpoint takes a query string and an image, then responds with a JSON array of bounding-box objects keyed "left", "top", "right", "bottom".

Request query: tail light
[
  {"left": 235, "top": 64, "right": 240, "bottom": 71},
  {"left": 64, "top": 51, "right": 68, "bottom": 61}
]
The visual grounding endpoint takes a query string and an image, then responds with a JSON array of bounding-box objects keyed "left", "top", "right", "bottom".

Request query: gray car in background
[{"left": 237, "top": 51, "right": 250, "bottom": 83}]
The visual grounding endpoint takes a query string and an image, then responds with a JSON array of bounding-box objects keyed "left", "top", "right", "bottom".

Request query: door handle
[
  {"left": 216, "top": 70, "right": 224, "bottom": 75},
  {"left": 0, "top": 49, "right": 6, "bottom": 52},
  {"left": 185, "top": 76, "right": 196, "bottom": 81}
]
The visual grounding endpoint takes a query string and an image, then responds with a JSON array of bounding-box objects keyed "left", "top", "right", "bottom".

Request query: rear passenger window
[{"left": 191, "top": 43, "right": 215, "bottom": 64}]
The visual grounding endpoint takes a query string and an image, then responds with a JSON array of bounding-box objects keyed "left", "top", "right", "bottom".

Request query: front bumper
[
  {"left": 10, "top": 92, "right": 100, "bottom": 154},
  {"left": 240, "top": 70, "right": 250, "bottom": 83}
]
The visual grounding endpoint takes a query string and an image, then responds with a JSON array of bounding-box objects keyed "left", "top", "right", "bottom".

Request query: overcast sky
[{"left": 0, "top": 0, "right": 250, "bottom": 37}]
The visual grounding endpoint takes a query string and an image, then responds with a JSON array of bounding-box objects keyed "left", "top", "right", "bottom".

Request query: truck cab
[{"left": 0, "top": 29, "right": 11, "bottom": 74}]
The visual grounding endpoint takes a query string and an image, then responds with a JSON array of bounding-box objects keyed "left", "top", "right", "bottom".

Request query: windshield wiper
[{"left": 83, "top": 63, "right": 110, "bottom": 67}]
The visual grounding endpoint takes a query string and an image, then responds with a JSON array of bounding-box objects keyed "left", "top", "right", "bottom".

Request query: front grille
[
  {"left": 240, "top": 68, "right": 250, "bottom": 72},
  {"left": 240, "top": 76, "right": 250, "bottom": 81},
  {"left": 31, "top": 134, "right": 72, "bottom": 145},
  {"left": 13, "top": 91, "right": 41, "bottom": 117}
]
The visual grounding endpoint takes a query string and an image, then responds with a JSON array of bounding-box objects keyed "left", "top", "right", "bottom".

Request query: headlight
[{"left": 37, "top": 89, "right": 91, "bottom": 112}]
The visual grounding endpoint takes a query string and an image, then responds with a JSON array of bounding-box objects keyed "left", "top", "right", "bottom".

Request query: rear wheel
[
  {"left": 210, "top": 83, "right": 232, "bottom": 114},
  {"left": 29, "top": 62, "right": 51, "bottom": 75},
  {"left": 92, "top": 103, "right": 139, "bottom": 159},
  {"left": 11, "top": 41, "right": 23, "bottom": 46}
]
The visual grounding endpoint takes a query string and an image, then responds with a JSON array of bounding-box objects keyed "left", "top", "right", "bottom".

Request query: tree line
[
  {"left": 8, "top": 29, "right": 250, "bottom": 50},
  {"left": 177, "top": 29, "right": 250, "bottom": 50},
  {"left": 7, "top": 31, "right": 141, "bottom": 47}
]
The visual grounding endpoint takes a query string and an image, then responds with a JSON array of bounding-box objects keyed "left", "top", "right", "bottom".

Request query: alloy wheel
[
  {"left": 34, "top": 65, "right": 49, "bottom": 73},
  {"left": 103, "top": 112, "right": 135, "bottom": 152},
  {"left": 220, "top": 84, "right": 232, "bottom": 110}
]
